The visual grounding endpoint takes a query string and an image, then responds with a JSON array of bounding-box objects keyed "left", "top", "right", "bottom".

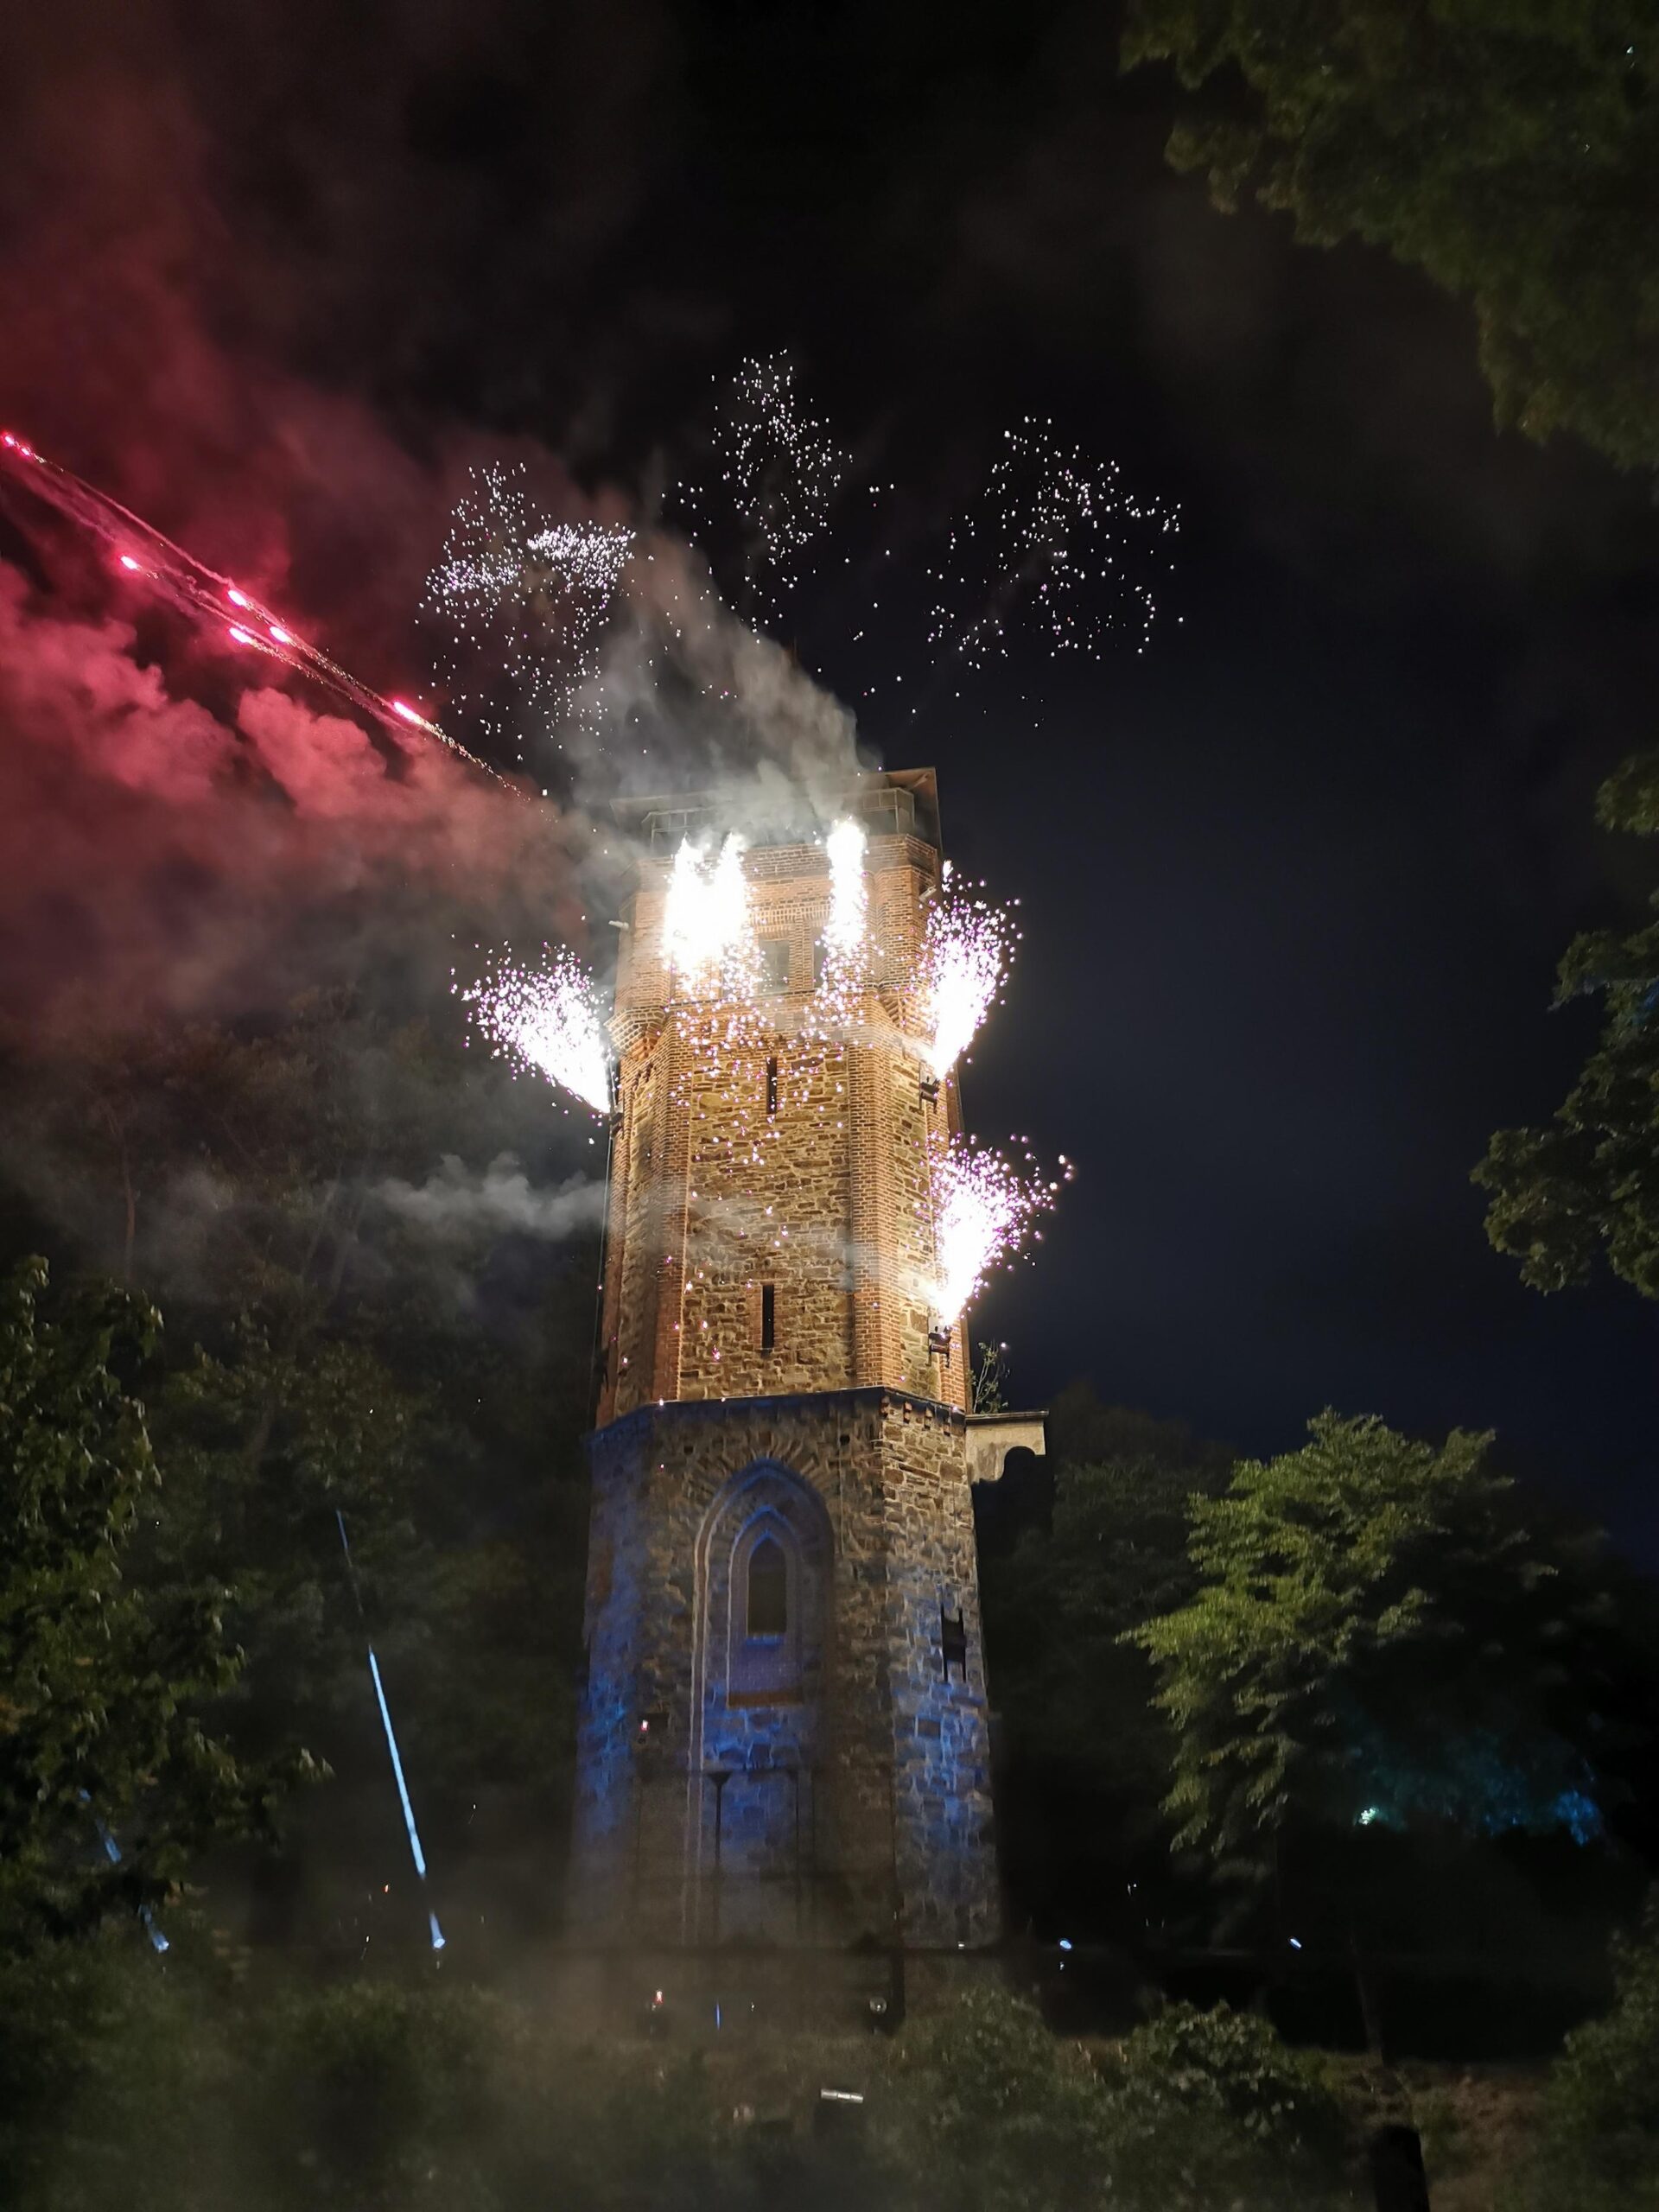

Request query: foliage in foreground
[
  {"left": 0, "top": 996, "right": 597, "bottom": 1955},
  {"left": 1525, "top": 1897, "right": 1659, "bottom": 2209},
  {"left": 0, "top": 1257, "right": 304, "bottom": 1961},
  {"left": 1122, "top": 1, "right": 1659, "bottom": 472},
  {"left": 1478, "top": 746, "right": 1659, "bottom": 1302},
  {"left": 0, "top": 1950, "right": 1362, "bottom": 2212}
]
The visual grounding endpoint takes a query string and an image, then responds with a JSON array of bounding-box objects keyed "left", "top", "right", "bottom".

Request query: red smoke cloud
[
  {"left": 0, "top": 43, "right": 605, "bottom": 1043},
  {"left": 0, "top": 556, "right": 581, "bottom": 1037}
]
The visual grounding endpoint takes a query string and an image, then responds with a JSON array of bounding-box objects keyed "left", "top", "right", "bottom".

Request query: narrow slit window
[
  {"left": 760, "top": 938, "right": 791, "bottom": 992},
  {"left": 813, "top": 941, "right": 829, "bottom": 987},
  {"left": 766, "top": 1057, "right": 779, "bottom": 1116},
  {"left": 747, "top": 1537, "right": 788, "bottom": 1637},
  {"left": 760, "top": 1281, "right": 776, "bottom": 1351}
]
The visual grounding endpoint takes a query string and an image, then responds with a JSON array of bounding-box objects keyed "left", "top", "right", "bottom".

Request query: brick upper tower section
[{"left": 595, "top": 766, "right": 969, "bottom": 1421}]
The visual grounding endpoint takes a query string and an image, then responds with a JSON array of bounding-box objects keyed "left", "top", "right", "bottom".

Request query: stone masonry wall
[
  {"left": 595, "top": 828, "right": 973, "bottom": 1421},
  {"left": 568, "top": 1389, "right": 1000, "bottom": 1949}
]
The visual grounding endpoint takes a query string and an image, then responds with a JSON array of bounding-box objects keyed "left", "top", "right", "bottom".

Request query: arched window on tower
[{"left": 747, "top": 1535, "right": 788, "bottom": 1638}]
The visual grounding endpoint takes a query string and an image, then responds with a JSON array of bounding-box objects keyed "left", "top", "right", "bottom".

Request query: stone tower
[{"left": 569, "top": 768, "right": 1045, "bottom": 1952}]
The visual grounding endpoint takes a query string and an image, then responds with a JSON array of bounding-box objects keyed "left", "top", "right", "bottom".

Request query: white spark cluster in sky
[
  {"left": 457, "top": 944, "right": 613, "bottom": 1115},
  {"left": 926, "top": 416, "right": 1179, "bottom": 670},
  {"left": 676, "top": 354, "right": 848, "bottom": 622},
  {"left": 420, "top": 461, "right": 634, "bottom": 765}
]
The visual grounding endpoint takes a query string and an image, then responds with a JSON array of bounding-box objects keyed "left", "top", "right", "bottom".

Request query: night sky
[{"left": 3, "top": 3, "right": 1656, "bottom": 1548}]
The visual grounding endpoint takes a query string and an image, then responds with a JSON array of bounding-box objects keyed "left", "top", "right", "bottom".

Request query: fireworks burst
[
  {"left": 420, "top": 461, "right": 634, "bottom": 766},
  {"left": 675, "top": 354, "right": 847, "bottom": 622},
  {"left": 929, "top": 1135, "right": 1072, "bottom": 1324},
  {"left": 926, "top": 417, "right": 1178, "bottom": 669},
  {"left": 457, "top": 944, "right": 613, "bottom": 1115},
  {"left": 917, "top": 875, "right": 1018, "bottom": 1077}
]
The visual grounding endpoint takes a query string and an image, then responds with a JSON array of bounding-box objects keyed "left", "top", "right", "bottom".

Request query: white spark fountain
[
  {"left": 459, "top": 945, "right": 613, "bottom": 1115},
  {"left": 917, "top": 882, "right": 1017, "bottom": 1078},
  {"left": 663, "top": 833, "right": 760, "bottom": 1000},
  {"left": 930, "top": 1137, "right": 1072, "bottom": 1325}
]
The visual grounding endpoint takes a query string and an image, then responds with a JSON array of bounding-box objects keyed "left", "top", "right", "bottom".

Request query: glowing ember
[
  {"left": 917, "top": 880, "right": 1017, "bottom": 1077},
  {"left": 119, "top": 554, "right": 140, "bottom": 572},
  {"left": 227, "top": 625, "right": 255, "bottom": 645},
  {"left": 269, "top": 623, "right": 293, "bottom": 645},
  {"left": 930, "top": 1137, "right": 1072, "bottom": 1325},
  {"left": 226, "top": 586, "right": 251, "bottom": 609},
  {"left": 391, "top": 699, "right": 423, "bottom": 725},
  {"left": 459, "top": 945, "right": 613, "bottom": 1116},
  {"left": 664, "top": 833, "right": 759, "bottom": 999}
]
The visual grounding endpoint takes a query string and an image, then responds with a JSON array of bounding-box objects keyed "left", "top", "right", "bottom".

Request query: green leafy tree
[
  {"left": 1135, "top": 1414, "right": 1631, "bottom": 2040},
  {"left": 1140, "top": 1414, "right": 1616, "bottom": 1859},
  {"left": 1122, "top": 1, "right": 1659, "bottom": 470},
  {"left": 0, "top": 1256, "right": 302, "bottom": 1960},
  {"left": 1528, "top": 1893, "right": 1659, "bottom": 2209},
  {"left": 1477, "top": 756, "right": 1659, "bottom": 1294},
  {"left": 0, "top": 991, "right": 598, "bottom": 1953}
]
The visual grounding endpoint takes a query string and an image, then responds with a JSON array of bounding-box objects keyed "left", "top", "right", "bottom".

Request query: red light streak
[{"left": 0, "top": 426, "right": 499, "bottom": 780}]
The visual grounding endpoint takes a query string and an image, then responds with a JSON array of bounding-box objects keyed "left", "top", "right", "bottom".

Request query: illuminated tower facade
[{"left": 569, "top": 769, "right": 1044, "bottom": 1950}]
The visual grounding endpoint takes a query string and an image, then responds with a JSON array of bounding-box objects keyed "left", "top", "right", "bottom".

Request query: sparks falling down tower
[{"left": 569, "top": 769, "right": 1046, "bottom": 1950}]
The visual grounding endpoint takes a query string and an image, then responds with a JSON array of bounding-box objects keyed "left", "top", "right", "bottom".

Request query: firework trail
[
  {"left": 925, "top": 416, "right": 1178, "bottom": 671},
  {"left": 929, "top": 1135, "right": 1072, "bottom": 1327},
  {"left": 457, "top": 944, "right": 613, "bottom": 1116},
  {"left": 0, "top": 429, "right": 495, "bottom": 777},
  {"left": 674, "top": 354, "right": 847, "bottom": 623},
  {"left": 420, "top": 461, "right": 634, "bottom": 766}
]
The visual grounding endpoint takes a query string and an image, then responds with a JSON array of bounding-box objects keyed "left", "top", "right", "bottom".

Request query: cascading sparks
[
  {"left": 664, "top": 832, "right": 760, "bottom": 1000},
  {"left": 457, "top": 944, "right": 613, "bottom": 1115},
  {"left": 929, "top": 1136, "right": 1073, "bottom": 1325},
  {"left": 917, "top": 876, "right": 1018, "bottom": 1078},
  {"left": 822, "top": 816, "right": 868, "bottom": 969}
]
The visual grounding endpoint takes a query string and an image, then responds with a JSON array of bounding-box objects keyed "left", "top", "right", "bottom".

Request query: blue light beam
[
  {"left": 367, "top": 1648, "right": 428, "bottom": 1879},
  {"left": 337, "top": 1511, "right": 446, "bottom": 1953}
]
